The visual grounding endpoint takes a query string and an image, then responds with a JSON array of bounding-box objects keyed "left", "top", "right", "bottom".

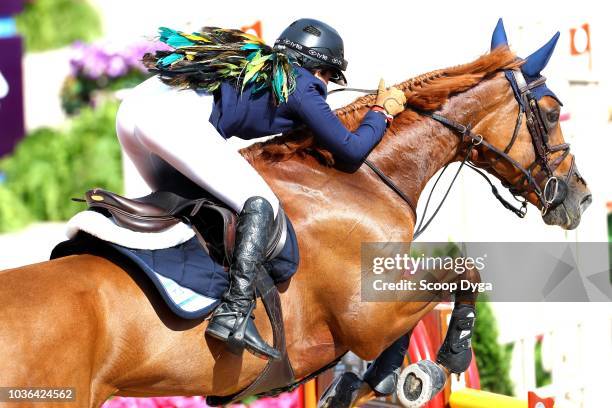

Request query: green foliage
[
  {"left": 472, "top": 300, "right": 514, "bottom": 395},
  {"left": 0, "top": 101, "right": 122, "bottom": 231},
  {"left": 534, "top": 339, "right": 552, "bottom": 388},
  {"left": 15, "top": 0, "right": 102, "bottom": 52},
  {"left": 0, "top": 185, "right": 33, "bottom": 233}
]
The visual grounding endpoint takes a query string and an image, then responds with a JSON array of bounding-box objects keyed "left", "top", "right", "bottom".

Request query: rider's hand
[{"left": 375, "top": 79, "right": 406, "bottom": 116}]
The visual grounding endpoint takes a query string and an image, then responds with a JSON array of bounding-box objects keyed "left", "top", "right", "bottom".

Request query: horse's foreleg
[
  {"left": 361, "top": 332, "right": 411, "bottom": 398},
  {"left": 394, "top": 268, "right": 481, "bottom": 407},
  {"left": 317, "top": 332, "right": 411, "bottom": 408},
  {"left": 435, "top": 267, "right": 480, "bottom": 374}
]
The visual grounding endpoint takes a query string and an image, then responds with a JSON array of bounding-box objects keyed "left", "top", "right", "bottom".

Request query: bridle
[
  {"left": 495, "top": 69, "right": 577, "bottom": 213},
  {"left": 331, "top": 69, "right": 579, "bottom": 239}
]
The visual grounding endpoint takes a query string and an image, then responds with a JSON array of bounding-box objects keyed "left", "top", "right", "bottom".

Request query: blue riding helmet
[{"left": 274, "top": 18, "right": 348, "bottom": 86}]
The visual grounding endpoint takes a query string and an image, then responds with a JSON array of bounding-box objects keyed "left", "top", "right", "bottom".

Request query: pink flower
[
  {"left": 69, "top": 40, "right": 170, "bottom": 80},
  {"left": 102, "top": 396, "right": 208, "bottom": 408},
  {"left": 107, "top": 55, "right": 129, "bottom": 78},
  {"left": 250, "top": 392, "right": 299, "bottom": 408},
  {"left": 102, "top": 390, "right": 299, "bottom": 408}
]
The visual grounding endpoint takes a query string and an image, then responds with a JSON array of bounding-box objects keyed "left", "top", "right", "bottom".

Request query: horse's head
[{"left": 469, "top": 19, "right": 591, "bottom": 230}]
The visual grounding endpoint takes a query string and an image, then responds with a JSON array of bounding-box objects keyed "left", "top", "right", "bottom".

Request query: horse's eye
[{"left": 546, "top": 110, "right": 560, "bottom": 124}]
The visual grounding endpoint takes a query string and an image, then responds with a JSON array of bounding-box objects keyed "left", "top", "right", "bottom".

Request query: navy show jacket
[{"left": 208, "top": 66, "right": 387, "bottom": 165}]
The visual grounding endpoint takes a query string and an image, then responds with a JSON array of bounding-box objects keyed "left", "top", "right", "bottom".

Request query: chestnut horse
[{"left": 0, "top": 46, "right": 590, "bottom": 407}]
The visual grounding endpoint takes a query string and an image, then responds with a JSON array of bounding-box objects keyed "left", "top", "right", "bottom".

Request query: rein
[{"left": 331, "top": 69, "right": 573, "bottom": 239}]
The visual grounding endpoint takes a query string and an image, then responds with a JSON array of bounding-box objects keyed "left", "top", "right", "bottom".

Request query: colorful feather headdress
[{"left": 142, "top": 27, "right": 297, "bottom": 104}]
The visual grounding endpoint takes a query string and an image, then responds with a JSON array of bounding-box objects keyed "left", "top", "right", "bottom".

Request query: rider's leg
[
  {"left": 116, "top": 77, "right": 280, "bottom": 359},
  {"left": 116, "top": 76, "right": 280, "bottom": 215},
  {"left": 206, "top": 196, "right": 281, "bottom": 359}
]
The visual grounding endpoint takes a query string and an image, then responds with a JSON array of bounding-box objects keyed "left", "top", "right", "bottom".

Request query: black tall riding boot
[{"left": 205, "top": 196, "right": 281, "bottom": 360}]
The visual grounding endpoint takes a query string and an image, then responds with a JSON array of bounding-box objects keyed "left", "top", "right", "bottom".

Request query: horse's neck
[{"left": 367, "top": 80, "right": 494, "bottom": 208}]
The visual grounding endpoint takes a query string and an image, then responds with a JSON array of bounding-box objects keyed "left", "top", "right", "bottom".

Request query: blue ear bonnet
[
  {"left": 491, "top": 18, "right": 563, "bottom": 106},
  {"left": 522, "top": 74, "right": 561, "bottom": 105}
]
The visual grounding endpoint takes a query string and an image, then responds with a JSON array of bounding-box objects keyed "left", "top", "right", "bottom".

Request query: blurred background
[{"left": 0, "top": 1, "right": 610, "bottom": 407}]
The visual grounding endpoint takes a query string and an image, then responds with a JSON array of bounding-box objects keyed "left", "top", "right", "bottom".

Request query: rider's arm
[{"left": 294, "top": 84, "right": 388, "bottom": 165}]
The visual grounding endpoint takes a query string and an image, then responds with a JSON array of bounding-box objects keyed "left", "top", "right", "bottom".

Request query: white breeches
[{"left": 115, "top": 76, "right": 279, "bottom": 215}]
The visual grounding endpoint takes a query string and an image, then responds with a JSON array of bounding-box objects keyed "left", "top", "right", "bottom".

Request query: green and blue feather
[{"left": 142, "top": 26, "right": 297, "bottom": 104}]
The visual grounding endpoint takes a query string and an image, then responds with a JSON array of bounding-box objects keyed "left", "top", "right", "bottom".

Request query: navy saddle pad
[{"left": 51, "top": 219, "right": 299, "bottom": 319}]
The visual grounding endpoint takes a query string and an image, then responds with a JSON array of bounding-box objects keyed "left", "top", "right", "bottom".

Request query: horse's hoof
[
  {"left": 317, "top": 371, "right": 363, "bottom": 408},
  {"left": 396, "top": 360, "right": 447, "bottom": 408}
]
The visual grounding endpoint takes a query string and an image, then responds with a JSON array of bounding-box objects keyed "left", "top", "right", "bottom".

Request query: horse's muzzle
[{"left": 542, "top": 173, "right": 591, "bottom": 230}]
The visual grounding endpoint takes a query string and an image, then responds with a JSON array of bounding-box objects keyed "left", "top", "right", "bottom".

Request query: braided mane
[{"left": 243, "top": 47, "right": 521, "bottom": 165}]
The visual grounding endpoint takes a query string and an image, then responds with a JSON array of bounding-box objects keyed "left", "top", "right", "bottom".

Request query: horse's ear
[
  {"left": 522, "top": 31, "right": 560, "bottom": 77},
  {"left": 491, "top": 18, "right": 509, "bottom": 50}
]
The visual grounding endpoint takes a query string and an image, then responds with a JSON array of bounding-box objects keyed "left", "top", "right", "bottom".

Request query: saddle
[{"left": 83, "top": 188, "right": 286, "bottom": 265}]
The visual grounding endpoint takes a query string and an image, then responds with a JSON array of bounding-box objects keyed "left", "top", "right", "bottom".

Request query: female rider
[{"left": 115, "top": 18, "right": 406, "bottom": 360}]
